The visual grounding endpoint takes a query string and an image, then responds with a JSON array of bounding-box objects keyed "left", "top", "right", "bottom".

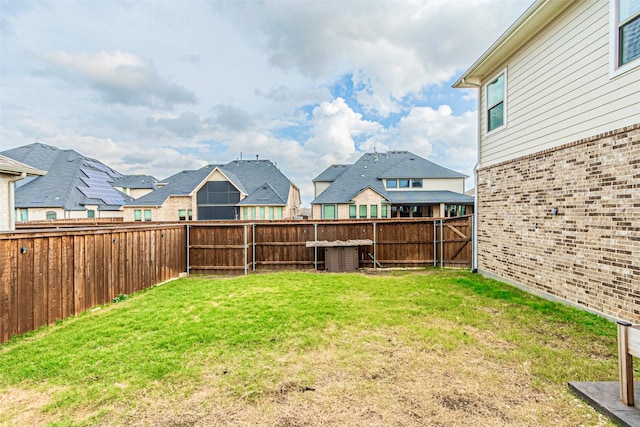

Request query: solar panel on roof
[
  {"left": 81, "top": 168, "right": 110, "bottom": 180},
  {"left": 86, "top": 161, "right": 122, "bottom": 179}
]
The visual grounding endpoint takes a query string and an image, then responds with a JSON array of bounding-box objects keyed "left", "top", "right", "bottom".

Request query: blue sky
[{"left": 0, "top": 0, "right": 532, "bottom": 206}]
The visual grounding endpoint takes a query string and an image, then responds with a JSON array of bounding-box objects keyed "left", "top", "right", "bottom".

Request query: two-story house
[
  {"left": 454, "top": 0, "right": 640, "bottom": 321},
  {"left": 124, "top": 158, "right": 301, "bottom": 221},
  {"left": 311, "top": 151, "right": 473, "bottom": 219}
]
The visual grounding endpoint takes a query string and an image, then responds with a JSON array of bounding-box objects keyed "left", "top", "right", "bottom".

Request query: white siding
[
  {"left": 480, "top": 0, "right": 640, "bottom": 167},
  {"left": 0, "top": 175, "right": 12, "bottom": 230}
]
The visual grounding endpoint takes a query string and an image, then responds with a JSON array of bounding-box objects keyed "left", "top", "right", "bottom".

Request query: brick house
[
  {"left": 311, "top": 151, "right": 473, "bottom": 220},
  {"left": 124, "top": 159, "right": 301, "bottom": 221},
  {"left": 454, "top": 0, "right": 640, "bottom": 321}
]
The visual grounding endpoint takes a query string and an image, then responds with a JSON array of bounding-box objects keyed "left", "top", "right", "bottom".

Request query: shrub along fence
[
  {"left": 0, "top": 216, "right": 471, "bottom": 344},
  {"left": 187, "top": 216, "right": 472, "bottom": 275},
  {"left": 0, "top": 224, "right": 186, "bottom": 344}
]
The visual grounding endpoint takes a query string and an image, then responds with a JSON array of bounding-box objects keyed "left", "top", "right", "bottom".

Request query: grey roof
[
  {"left": 1, "top": 143, "right": 134, "bottom": 210},
  {"left": 129, "top": 159, "right": 294, "bottom": 207},
  {"left": 112, "top": 175, "right": 158, "bottom": 190},
  {"left": 312, "top": 151, "right": 469, "bottom": 205},
  {"left": 0, "top": 154, "right": 46, "bottom": 176},
  {"left": 313, "top": 164, "right": 349, "bottom": 182},
  {"left": 238, "top": 182, "right": 286, "bottom": 206}
]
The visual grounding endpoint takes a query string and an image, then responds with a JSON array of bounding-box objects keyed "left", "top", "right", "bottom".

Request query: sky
[{"left": 0, "top": 0, "right": 532, "bottom": 207}]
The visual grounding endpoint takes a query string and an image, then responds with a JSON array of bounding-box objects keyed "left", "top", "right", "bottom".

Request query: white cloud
[
  {"left": 1, "top": 0, "right": 533, "bottom": 205},
  {"left": 304, "top": 98, "right": 382, "bottom": 165},
  {"left": 41, "top": 50, "right": 196, "bottom": 108}
]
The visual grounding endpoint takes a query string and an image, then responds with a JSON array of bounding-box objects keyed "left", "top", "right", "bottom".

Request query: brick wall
[{"left": 477, "top": 124, "right": 640, "bottom": 322}]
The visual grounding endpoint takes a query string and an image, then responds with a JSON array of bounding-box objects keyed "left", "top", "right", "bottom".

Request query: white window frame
[
  {"left": 610, "top": 0, "right": 640, "bottom": 77},
  {"left": 484, "top": 68, "right": 507, "bottom": 136}
]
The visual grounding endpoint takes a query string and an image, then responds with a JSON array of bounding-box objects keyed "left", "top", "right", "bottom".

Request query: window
[
  {"left": 399, "top": 179, "right": 410, "bottom": 188},
  {"left": 276, "top": 207, "right": 283, "bottom": 219},
  {"left": 486, "top": 70, "right": 506, "bottom": 133},
  {"left": 134, "top": 210, "right": 142, "bottom": 221},
  {"left": 46, "top": 211, "right": 57, "bottom": 220},
  {"left": 188, "top": 209, "right": 193, "bottom": 220},
  {"left": 412, "top": 179, "right": 422, "bottom": 188},
  {"left": 349, "top": 205, "right": 357, "bottom": 219},
  {"left": 251, "top": 207, "right": 256, "bottom": 220},
  {"left": 370, "top": 205, "right": 378, "bottom": 218},
  {"left": 87, "top": 210, "right": 95, "bottom": 219},
  {"left": 613, "top": 0, "right": 640, "bottom": 70},
  {"left": 359, "top": 205, "right": 367, "bottom": 218},
  {"left": 260, "top": 207, "right": 265, "bottom": 220},
  {"left": 269, "top": 207, "right": 274, "bottom": 220},
  {"left": 144, "top": 209, "right": 152, "bottom": 221},
  {"left": 243, "top": 207, "right": 248, "bottom": 220},
  {"left": 386, "top": 179, "right": 397, "bottom": 189},
  {"left": 323, "top": 204, "right": 336, "bottom": 219},
  {"left": 381, "top": 205, "right": 388, "bottom": 218},
  {"left": 179, "top": 209, "right": 187, "bottom": 221},
  {"left": 196, "top": 181, "right": 240, "bottom": 220}
]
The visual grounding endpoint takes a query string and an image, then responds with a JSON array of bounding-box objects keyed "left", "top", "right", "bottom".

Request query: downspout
[
  {"left": 461, "top": 77, "right": 481, "bottom": 273},
  {"left": 8, "top": 172, "right": 26, "bottom": 230}
]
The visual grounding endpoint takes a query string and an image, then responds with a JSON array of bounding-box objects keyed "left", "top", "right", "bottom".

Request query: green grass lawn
[{"left": 0, "top": 270, "right": 623, "bottom": 426}]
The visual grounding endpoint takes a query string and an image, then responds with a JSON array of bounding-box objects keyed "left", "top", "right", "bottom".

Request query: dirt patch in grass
[
  {"left": 0, "top": 271, "right": 618, "bottom": 426},
  {"left": 0, "top": 386, "right": 63, "bottom": 426},
  {"left": 97, "top": 326, "right": 611, "bottom": 427}
]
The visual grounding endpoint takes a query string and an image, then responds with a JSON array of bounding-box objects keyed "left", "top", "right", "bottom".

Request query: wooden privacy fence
[
  {"left": 0, "top": 224, "right": 186, "bottom": 344},
  {"left": 187, "top": 216, "right": 472, "bottom": 275}
]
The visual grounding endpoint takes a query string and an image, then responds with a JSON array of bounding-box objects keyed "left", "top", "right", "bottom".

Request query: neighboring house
[
  {"left": 0, "top": 155, "right": 46, "bottom": 231},
  {"left": 1, "top": 143, "right": 134, "bottom": 221},
  {"left": 453, "top": 0, "right": 640, "bottom": 321},
  {"left": 111, "top": 175, "right": 159, "bottom": 199},
  {"left": 124, "top": 159, "right": 301, "bottom": 221},
  {"left": 311, "top": 151, "right": 473, "bottom": 220}
]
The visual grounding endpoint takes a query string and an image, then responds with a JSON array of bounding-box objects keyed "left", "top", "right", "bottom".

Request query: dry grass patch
[{"left": 0, "top": 270, "right": 624, "bottom": 426}]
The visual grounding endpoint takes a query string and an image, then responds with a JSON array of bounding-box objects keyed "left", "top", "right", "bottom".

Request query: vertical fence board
[
  {"left": 74, "top": 235, "right": 86, "bottom": 314},
  {"left": 32, "top": 238, "right": 48, "bottom": 329},
  {"left": 61, "top": 235, "right": 74, "bottom": 318},
  {"left": 17, "top": 238, "right": 34, "bottom": 335},
  {"left": 48, "top": 237, "right": 62, "bottom": 325}
]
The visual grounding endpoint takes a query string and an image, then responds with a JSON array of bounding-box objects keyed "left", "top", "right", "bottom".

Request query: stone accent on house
[{"left": 477, "top": 124, "right": 640, "bottom": 322}]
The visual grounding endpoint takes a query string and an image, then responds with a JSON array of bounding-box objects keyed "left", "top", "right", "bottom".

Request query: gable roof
[
  {"left": 0, "top": 154, "right": 46, "bottom": 176},
  {"left": 1, "top": 143, "right": 134, "bottom": 211},
  {"left": 238, "top": 182, "right": 287, "bottom": 206},
  {"left": 453, "top": 0, "right": 574, "bottom": 88},
  {"left": 128, "top": 165, "right": 217, "bottom": 206},
  {"left": 311, "top": 151, "right": 470, "bottom": 205},
  {"left": 129, "top": 159, "right": 294, "bottom": 207}
]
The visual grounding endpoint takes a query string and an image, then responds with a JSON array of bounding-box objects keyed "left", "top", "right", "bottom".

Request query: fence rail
[
  {"left": 187, "top": 216, "right": 472, "bottom": 274},
  {"left": 0, "top": 224, "right": 186, "bottom": 344}
]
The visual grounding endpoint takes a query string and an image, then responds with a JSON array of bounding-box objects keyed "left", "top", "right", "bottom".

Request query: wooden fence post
[{"left": 618, "top": 320, "right": 635, "bottom": 406}]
